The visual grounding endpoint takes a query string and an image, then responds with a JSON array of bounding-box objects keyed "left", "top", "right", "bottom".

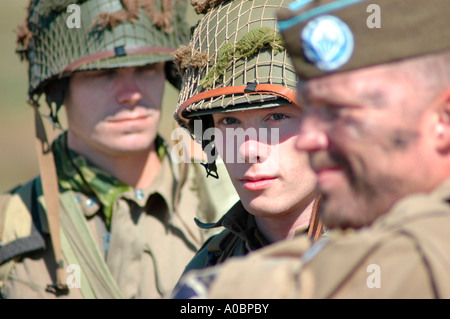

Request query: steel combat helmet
[
  {"left": 174, "top": 0, "right": 298, "bottom": 176},
  {"left": 16, "top": 0, "right": 190, "bottom": 121}
]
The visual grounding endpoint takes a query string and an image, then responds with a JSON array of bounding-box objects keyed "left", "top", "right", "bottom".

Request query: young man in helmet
[
  {"left": 0, "top": 0, "right": 224, "bottom": 298},
  {"left": 173, "top": 0, "right": 324, "bottom": 278},
  {"left": 176, "top": 0, "right": 450, "bottom": 299}
]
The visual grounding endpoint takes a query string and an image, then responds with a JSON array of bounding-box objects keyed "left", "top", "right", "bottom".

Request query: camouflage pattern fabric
[{"left": 53, "top": 133, "right": 166, "bottom": 226}]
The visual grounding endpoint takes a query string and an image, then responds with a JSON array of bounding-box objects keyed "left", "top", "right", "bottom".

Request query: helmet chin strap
[
  {"left": 45, "top": 81, "right": 68, "bottom": 130},
  {"left": 200, "top": 157, "right": 219, "bottom": 179},
  {"left": 201, "top": 137, "right": 219, "bottom": 179}
]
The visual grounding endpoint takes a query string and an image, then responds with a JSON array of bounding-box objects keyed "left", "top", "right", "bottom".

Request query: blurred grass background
[
  {"left": 0, "top": 0, "right": 37, "bottom": 193},
  {"left": 0, "top": 1, "right": 200, "bottom": 193}
]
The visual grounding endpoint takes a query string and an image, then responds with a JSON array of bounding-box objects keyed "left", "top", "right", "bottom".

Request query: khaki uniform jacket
[
  {"left": 200, "top": 180, "right": 450, "bottom": 298},
  {"left": 0, "top": 153, "right": 219, "bottom": 299}
]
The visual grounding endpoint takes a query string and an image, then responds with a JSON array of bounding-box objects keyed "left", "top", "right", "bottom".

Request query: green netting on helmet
[
  {"left": 17, "top": 0, "right": 190, "bottom": 105},
  {"left": 174, "top": 0, "right": 297, "bottom": 135}
]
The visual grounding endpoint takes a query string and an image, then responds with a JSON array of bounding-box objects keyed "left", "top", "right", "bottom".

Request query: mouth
[
  {"left": 309, "top": 151, "right": 349, "bottom": 190},
  {"left": 313, "top": 165, "right": 347, "bottom": 191},
  {"left": 108, "top": 116, "right": 148, "bottom": 123},
  {"left": 107, "top": 113, "right": 151, "bottom": 123},
  {"left": 239, "top": 175, "right": 277, "bottom": 191}
]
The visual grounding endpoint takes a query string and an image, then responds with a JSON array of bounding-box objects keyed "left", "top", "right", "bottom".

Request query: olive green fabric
[
  {"left": 17, "top": 0, "right": 189, "bottom": 104},
  {"left": 277, "top": 0, "right": 450, "bottom": 79},
  {"left": 174, "top": 0, "right": 297, "bottom": 134}
]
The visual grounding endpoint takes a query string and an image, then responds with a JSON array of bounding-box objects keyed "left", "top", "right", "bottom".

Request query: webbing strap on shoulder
[
  {"left": 0, "top": 223, "right": 45, "bottom": 266},
  {"left": 0, "top": 180, "right": 46, "bottom": 266},
  {"left": 31, "top": 103, "right": 68, "bottom": 293},
  {"left": 59, "top": 190, "right": 124, "bottom": 299}
]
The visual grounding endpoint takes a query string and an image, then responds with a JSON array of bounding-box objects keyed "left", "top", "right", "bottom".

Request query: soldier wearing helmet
[
  {"left": 0, "top": 0, "right": 223, "bottom": 298},
  {"left": 176, "top": 0, "right": 450, "bottom": 299},
  {"left": 172, "top": 0, "right": 324, "bottom": 282}
]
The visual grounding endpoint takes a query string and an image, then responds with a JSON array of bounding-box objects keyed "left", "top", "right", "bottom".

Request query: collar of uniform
[
  {"left": 194, "top": 201, "right": 244, "bottom": 230},
  {"left": 221, "top": 202, "right": 309, "bottom": 246},
  {"left": 119, "top": 152, "right": 175, "bottom": 215},
  {"left": 73, "top": 192, "right": 102, "bottom": 217},
  {"left": 197, "top": 200, "right": 311, "bottom": 239},
  {"left": 198, "top": 201, "right": 270, "bottom": 247},
  {"left": 53, "top": 133, "right": 130, "bottom": 223},
  {"left": 429, "top": 178, "right": 450, "bottom": 203},
  {"left": 53, "top": 132, "right": 174, "bottom": 221},
  {"left": 372, "top": 178, "right": 450, "bottom": 231}
]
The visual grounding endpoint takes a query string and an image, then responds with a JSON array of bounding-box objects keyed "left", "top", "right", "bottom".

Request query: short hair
[{"left": 397, "top": 50, "right": 450, "bottom": 96}]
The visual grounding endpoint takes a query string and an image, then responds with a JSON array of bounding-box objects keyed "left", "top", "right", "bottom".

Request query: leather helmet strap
[
  {"left": 32, "top": 104, "right": 68, "bottom": 292},
  {"left": 178, "top": 83, "right": 298, "bottom": 119},
  {"left": 308, "top": 194, "right": 324, "bottom": 241}
]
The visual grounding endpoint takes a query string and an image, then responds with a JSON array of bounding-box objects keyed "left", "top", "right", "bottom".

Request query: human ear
[{"left": 433, "top": 88, "right": 450, "bottom": 152}]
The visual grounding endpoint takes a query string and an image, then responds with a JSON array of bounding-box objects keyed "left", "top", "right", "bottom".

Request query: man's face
[
  {"left": 296, "top": 64, "right": 435, "bottom": 229},
  {"left": 212, "top": 104, "right": 317, "bottom": 218},
  {"left": 64, "top": 63, "right": 165, "bottom": 158}
]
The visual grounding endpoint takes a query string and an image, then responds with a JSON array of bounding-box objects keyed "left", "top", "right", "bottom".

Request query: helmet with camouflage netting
[
  {"left": 173, "top": 0, "right": 298, "bottom": 176},
  {"left": 16, "top": 0, "right": 190, "bottom": 122}
]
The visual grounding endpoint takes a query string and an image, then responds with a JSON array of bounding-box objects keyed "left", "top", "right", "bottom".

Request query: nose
[
  {"left": 114, "top": 68, "right": 143, "bottom": 107},
  {"left": 237, "top": 137, "right": 269, "bottom": 164},
  {"left": 295, "top": 115, "right": 329, "bottom": 152}
]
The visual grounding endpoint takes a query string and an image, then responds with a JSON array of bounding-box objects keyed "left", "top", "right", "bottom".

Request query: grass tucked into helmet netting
[
  {"left": 173, "top": 45, "right": 209, "bottom": 76},
  {"left": 199, "top": 27, "right": 284, "bottom": 89},
  {"left": 191, "top": 0, "right": 226, "bottom": 14},
  {"left": 37, "top": 0, "right": 87, "bottom": 16},
  {"left": 89, "top": 0, "right": 175, "bottom": 33},
  {"left": 16, "top": 1, "right": 85, "bottom": 58},
  {"left": 17, "top": 0, "right": 176, "bottom": 59}
]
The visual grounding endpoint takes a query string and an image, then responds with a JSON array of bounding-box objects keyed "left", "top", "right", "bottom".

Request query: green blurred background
[
  {"left": 0, "top": 1, "right": 199, "bottom": 193},
  {"left": 1, "top": 0, "right": 36, "bottom": 193}
]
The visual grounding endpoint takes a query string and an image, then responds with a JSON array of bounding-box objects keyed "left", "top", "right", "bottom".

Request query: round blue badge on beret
[{"left": 301, "top": 15, "right": 354, "bottom": 72}]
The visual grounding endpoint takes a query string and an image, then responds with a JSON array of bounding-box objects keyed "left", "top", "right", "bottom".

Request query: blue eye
[
  {"left": 221, "top": 117, "right": 239, "bottom": 125},
  {"left": 270, "top": 113, "right": 288, "bottom": 121}
]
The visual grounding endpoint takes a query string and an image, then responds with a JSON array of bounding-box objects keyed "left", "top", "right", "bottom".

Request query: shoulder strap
[
  {"left": 31, "top": 104, "right": 67, "bottom": 292},
  {"left": 0, "top": 180, "right": 46, "bottom": 292},
  {"left": 0, "top": 180, "right": 46, "bottom": 266},
  {"left": 58, "top": 190, "right": 124, "bottom": 298}
]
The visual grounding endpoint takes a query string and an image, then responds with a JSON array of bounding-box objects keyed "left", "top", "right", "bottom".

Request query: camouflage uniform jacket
[{"left": 0, "top": 133, "right": 217, "bottom": 299}]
